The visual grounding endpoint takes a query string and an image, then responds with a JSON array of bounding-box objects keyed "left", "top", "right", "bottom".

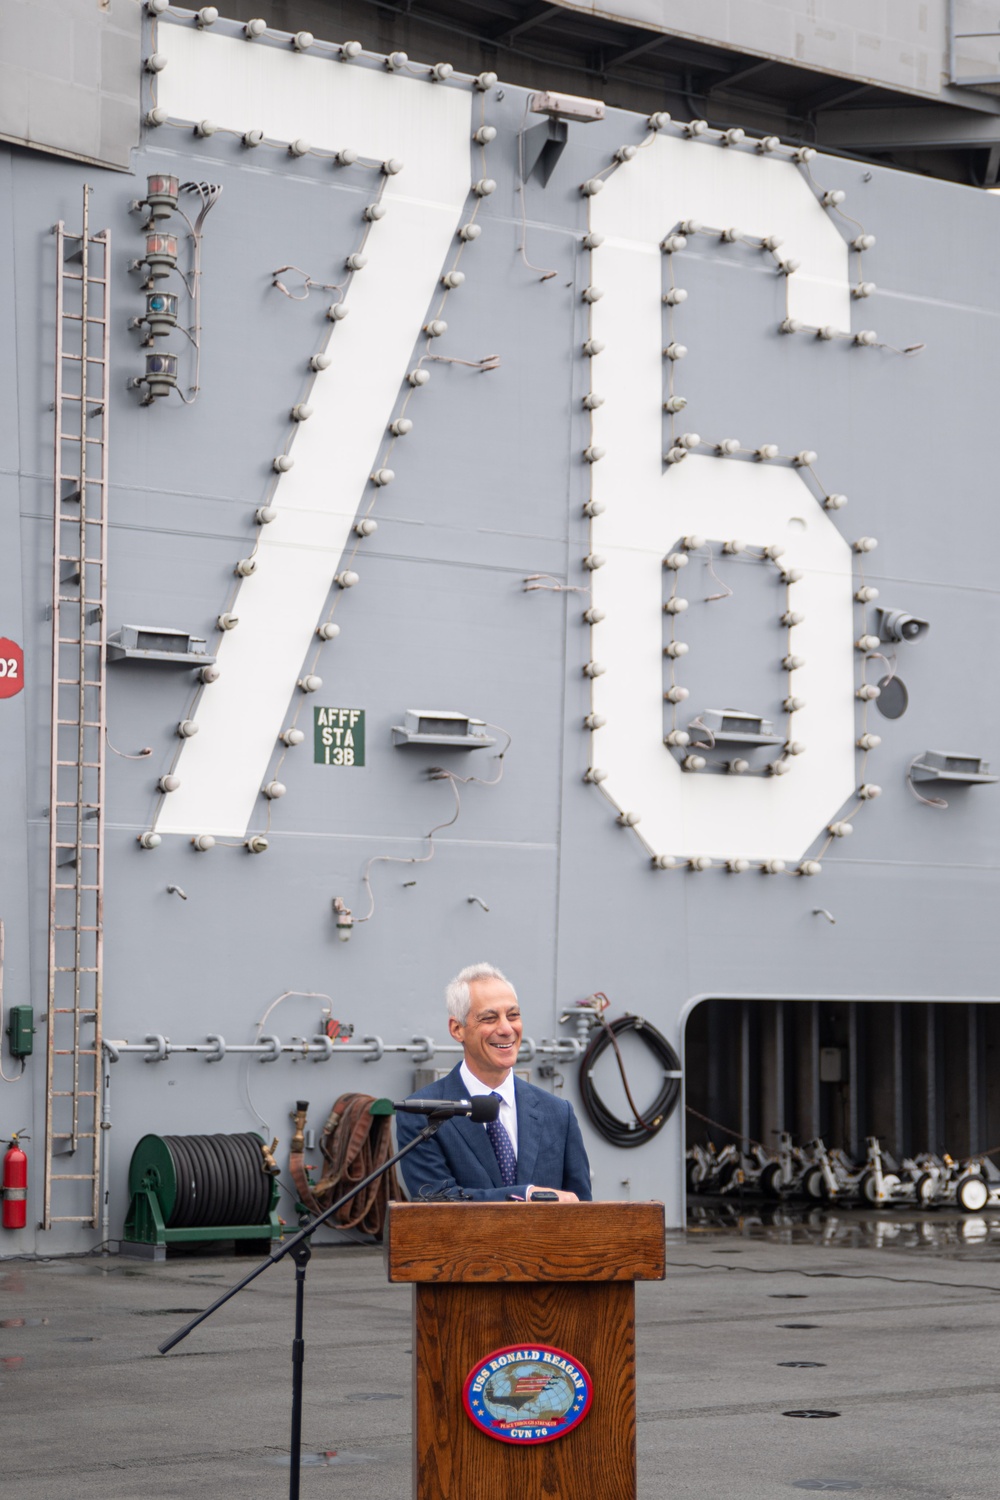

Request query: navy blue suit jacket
[{"left": 396, "top": 1063, "right": 593, "bottom": 1202}]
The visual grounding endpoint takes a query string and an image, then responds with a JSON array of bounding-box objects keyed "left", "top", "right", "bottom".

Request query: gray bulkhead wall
[{"left": 0, "top": 13, "right": 999, "bottom": 1252}]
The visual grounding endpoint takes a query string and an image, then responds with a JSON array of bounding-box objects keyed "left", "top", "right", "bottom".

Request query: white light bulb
[
  {"left": 648, "top": 112, "right": 672, "bottom": 130},
  {"left": 769, "top": 759, "right": 790, "bottom": 775},
  {"left": 720, "top": 226, "right": 742, "bottom": 242},
  {"left": 664, "top": 343, "right": 687, "bottom": 360},
  {"left": 159, "top": 774, "right": 180, "bottom": 793},
  {"left": 385, "top": 50, "right": 408, "bottom": 69},
  {"left": 583, "top": 338, "right": 605, "bottom": 356},
  {"left": 335, "top": 569, "right": 360, "bottom": 587},
  {"left": 473, "top": 178, "right": 496, "bottom": 196},
  {"left": 382, "top": 158, "right": 404, "bottom": 175},
  {"left": 355, "top": 518, "right": 378, "bottom": 537},
  {"left": 581, "top": 179, "right": 604, "bottom": 196},
  {"left": 763, "top": 543, "right": 785, "bottom": 560},
  {"left": 817, "top": 326, "right": 836, "bottom": 341},
  {"left": 780, "top": 319, "right": 802, "bottom": 335},
  {"left": 785, "top": 740, "right": 806, "bottom": 755},
  {"left": 778, "top": 258, "right": 801, "bottom": 275},
  {"left": 146, "top": 107, "right": 169, "bottom": 126},
  {"left": 192, "top": 834, "right": 215, "bottom": 851},
  {"left": 853, "top": 233, "right": 876, "bottom": 251},
  {"left": 138, "top": 831, "right": 161, "bottom": 849},
  {"left": 663, "top": 686, "right": 689, "bottom": 703},
  {"left": 728, "top": 761, "right": 749, "bottom": 776},
  {"left": 336, "top": 148, "right": 359, "bottom": 166},
  {"left": 430, "top": 62, "right": 453, "bottom": 81},
  {"left": 340, "top": 41, "right": 362, "bottom": 59},
  {"left": 664, "top": 642, "right": 688, "bottom": 658},
  {"left": 583, "top": 553, "right": 606, "bottom": 570},
  {"left": 784, "top": 696, "right": 805, "bottom": 712},
  {"left": 363, "top": 203, "right": 387, "bottom": 221},
  {"left": 762, "top": 234, "right": 784, "bottom": 251},
  {"left": 281, "top": 728, "right": 306, "bottom": 746},
  {"left": 583, "top": 661, "right": 606, "bottom": 678},
  {"left": 857, "top": 733, "right": 881, "bottom": 750},
  {"left": 783, "top": 654, "right": 805, "bottom": 670},
  {"left": 678, "top": 219, "right": 701, "bottom": 235},
  {"left": 244, "top": 16, "right": 267, "bottom": 36},
  {"left": 243, "top": 129, "right": 264, "bottom": 147},
  {"left": 824, "top": 493, "right": 847, "bottom": 510},
  {"left": 678, "top": 432, "right": 700, "bottom": 450},
  {"left": 255, "top": 506, "right": 276, "bottom": 525},
  {"left": 683, "top": 120, "right": 708, "bottom": 137},
  {"left": 798, "top": 860, "right": 822, "bottom": 876},
  {"left": 584, "top": 767, "right": 608, "bottom": 783},
  {"left": 316, "top": 622, "right": 340, "bottom": 641},
  {"left": 727, "top": 857, "right": 750, "bottom": 871},
  {"left": 583, "top": 446, "right": 606, "bottom": 463},
  {"left": 793, "top": 147, "right": 816, "bottom": 162},
  {"left": 663, "top": 552, "right": 689, "bottom": 569},
  {"left": 583, "top": 499, "right": 605, "bottom": 517},
  {"left": 855, "top": 586, "right": 879, "bottom": 602},
  {"left": 292, "top": 31, "right": 314, "bottom": 51},
  {"left": 346, "top": 253, "right": 368, "bottom": 271},
  {"left": 177, "top": 719, "right": 199, "bottom": 738},
  {"left": 717, "top": 438, "right": 740, "bottom": 455},
  {"left": 217, "top": 612, "right": 238, "bottom": 630},
  {"left": 584, "top": 712, "right": 606, "bottom": 728},
  {"left": 582, "top": 392, "right": 605, "bottom": 409},
  {"left": 781, "top": 611, "right": 804, "bottom": 626},
  {"left": 200, "top": 664, "right": 220, "bottom": 683},
  {"left": 475, "top": 71, "right": 498, "bottom": 89},
  {"left": 617, "top": 810, "right": 641, "bottom": 826},
  {"left": 663, "top": 597, "right": 689, "bottom": 614},
  {"left": 794, "top": 450, "right": 817, "bottom": 467},
  {"left": 263, "top": 781, "right": 286, "bottom": 799},
  {"left": 856, "top": 634, "right": 880, "bottom": 651},
  {"left": 664, "top": 397, "right": 687, "bottom": 414},
  {"left": 145, "top": 53, "right": 168, "bottom": 73},
  {"left": 441, "top": 270, "right": 465, "bottom": 289},
  {"left": 474, "top": 125, "right": 497, "bottom": 144},
  {"left": 663, "top": 288, "right": 688, "bottom": 305},
  {"left": 235, "top": 557, "right": 257, "bottom": 577},
  {"left": 681, "top": 535, "right": 705, "bottom": 550},
  {"left": 721, "top": 128, "right": 745, "bottom": 146},
  {"left": 652, "top": 854, "right": 677, "bottom": 869},
  {"left": 299, "top": 674, "right": 323, "bottom": 693},
  {"left": 822, "top": 189, "right": 846, "bottom": 206},
  {"left": 583, "top": 606, "right": 606, "bottom": 623},
  {"left": 722, "top": 540, "right": 745, "bottom": 555},
  {"left": 390, "top": 417, "right": 413, "bottom": 437},
  {"left": 582, "top": 231, "right": 604, "bottom": 249},
  {"left": 859, "top": 783, "right": 882, "bottom": 798},
  {"left": 458, "top": 223, "right": 482, "bottom": 241},
  {"left": 582, "top": 285, "right": 604, "bottom": 303},
  {"left": 682, "top": 756, "right": 706, "bottom": 772},
  {"left": 291, "top": 403, "right": 313, "bottom": 421},
  {"left": 781, "top": 568, "right": 804, "bottom": 584},
  {"left": 407, "top": 368, "right": 430, "bottom": 387},
  {"left": 853, "top": 282, "right": 876, "bottom": 298},
  {"left": 762, "top": 859, "right": 786, "bottom": 874},
  {"left": 424, "top": 319, "right": 447, "bottom": 337},
  {"left": 664, "top": 730, "right": 690, "bottom": 747},
  {"left": 661, "top": 234, "right": 687, "bottom": 253},
  {"left": 758, "top": 136, "right": 781, "bottom": 153},
  {"left": 688, "top": 856, "right": 712, "bottom": 871},
  {"left": 829, "top": 821, "right": 853, "bottom": 837},
  {"left": 665, "top": 448, "right": 687, "bottom": 465},
  {"left": 327, "top": 303, "right": 350, "bottom": 321},
  {"left": 854, "top": 330, "right": 878, "bottom": 346},
  {"left": 246, "top": 836, "right": 269, "bottom": 854},
  {"left": 614, "top": 145, "right": 638, "bottom": 162},
  {"left": 856, "top": 684, "right": 880, "bottom": 701},
  {"left": 195, "top": 120, "right": 218, "bottom": 137},
  {"left": 853, "top": 536, "right": 878, "bottom": 552}
]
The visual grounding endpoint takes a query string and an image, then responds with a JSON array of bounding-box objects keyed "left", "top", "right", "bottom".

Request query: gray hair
[{"left": 445, "top": 963, "right": 516, "bottom": 1024}]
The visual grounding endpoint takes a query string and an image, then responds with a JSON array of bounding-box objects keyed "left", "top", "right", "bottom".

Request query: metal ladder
[{"left": 44, "top": 186, "right": 110, "bottom": 1232}]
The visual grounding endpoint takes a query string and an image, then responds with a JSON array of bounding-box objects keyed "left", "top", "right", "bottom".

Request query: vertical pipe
[
  {"left": 808, "top": 1001, "right": 820, "bottom": 1140},
  {"left": 774, "top": 1000, "right": 785, "bottom": 1135},
  {"left": 847, "top": 1002, "right": 861, "bottom": 1159},
  {"left": 892, "top": 1002, "right": 905, "bottom": 1161},
  {"left": 968, "top": 1004, "right": 981, "bottom": 1156},
  {"left": 90, "top": 221, "right": 110, "bottom": 1228},
  {"left": 926, "top": 1004, "right": 938, "bottom": 1154},
  {"left": 740, "top": 1000, "right": 751, "bottom": 1152}
]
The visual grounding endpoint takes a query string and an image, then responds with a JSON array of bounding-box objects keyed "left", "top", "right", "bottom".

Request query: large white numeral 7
[{"left": 153, "top": 29, "right": 472, "bottom": 836}]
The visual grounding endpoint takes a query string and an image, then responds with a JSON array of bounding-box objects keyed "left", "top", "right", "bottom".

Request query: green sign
[{"left": 314, "top": 707, "right": 365, "bottom": 766}]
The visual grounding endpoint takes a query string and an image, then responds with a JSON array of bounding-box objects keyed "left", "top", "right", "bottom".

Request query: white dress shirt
[{"left": 459, "top": 1060, "right": 518, "bottom": 1155}]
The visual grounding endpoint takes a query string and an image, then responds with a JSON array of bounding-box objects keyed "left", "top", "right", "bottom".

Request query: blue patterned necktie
[{"left": 485, "top": 1092, "right": 518, "bottom": 1186}]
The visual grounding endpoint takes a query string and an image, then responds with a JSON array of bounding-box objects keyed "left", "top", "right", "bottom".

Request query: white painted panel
[
  {"left": 587, "top": 141, "right": 858, "bottom": 864},
  {"left": 154, "top": 33, "right": 472, "bottom": 836}
]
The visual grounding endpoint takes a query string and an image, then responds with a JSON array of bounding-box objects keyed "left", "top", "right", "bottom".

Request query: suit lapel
[
  {"left": 513, "top": 1076, "right": 542, "bottom": 1187},
  {"left": 440, "top": 1063, "right": 503, "bottom": 1187}
]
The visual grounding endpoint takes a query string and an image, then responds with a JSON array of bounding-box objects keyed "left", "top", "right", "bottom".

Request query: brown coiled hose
[{"left": 288, "top": 1093, "right": 400, "bottom": 1238}]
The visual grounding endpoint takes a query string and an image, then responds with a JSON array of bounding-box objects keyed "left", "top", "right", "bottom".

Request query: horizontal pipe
[{"left": 102, "top": 1033, "right": 583, "bottom": 1064}]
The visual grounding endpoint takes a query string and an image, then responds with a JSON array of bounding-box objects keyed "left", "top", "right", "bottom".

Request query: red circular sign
[{"left": 0, "top": 639, "right": 24, "bottom": 699}]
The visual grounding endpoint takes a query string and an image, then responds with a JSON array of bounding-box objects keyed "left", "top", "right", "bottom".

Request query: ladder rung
[
  {"left": 53, "top": 841, "right": 100, "bottom": 849},
  {"left": 53, "top": 1009, "right": 98, "bottom": 1016},
  {"left": 53, "top": 925, "right": 101, "bottom": 932},
  {"left": 53, "top": 966, "right": 99, "bottom": 972},
  {"left": 54, "top": 883, "right": 99, "bottom": 891},
  {"left": 51, "top": 1132, "right": 97, "bottom": 1140},
  {"left": 55, "top": 762, "right": 102, "bottom": 769},
  {"left": 49, "top": 1176, "right": 97, "bottom": 1183}
]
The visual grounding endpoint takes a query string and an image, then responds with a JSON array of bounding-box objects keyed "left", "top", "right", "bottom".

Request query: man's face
[{"left": 449, "top": 977, "right": 523, "bottom": 1086}]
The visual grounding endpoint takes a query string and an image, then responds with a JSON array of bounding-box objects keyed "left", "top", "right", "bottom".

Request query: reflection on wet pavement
[{"left": 686, "top": 1199, "right": 1000, "bottom": 1254}]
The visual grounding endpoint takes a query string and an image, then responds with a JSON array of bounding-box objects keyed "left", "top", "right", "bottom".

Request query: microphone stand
[{"left": 157, "top": 1115, "right": 446, "bottom": 1500}]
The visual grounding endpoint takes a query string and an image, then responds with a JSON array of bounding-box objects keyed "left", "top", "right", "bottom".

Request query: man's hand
[{"left": 526, "top": 1187, "right": 579, "bottom": 1203}]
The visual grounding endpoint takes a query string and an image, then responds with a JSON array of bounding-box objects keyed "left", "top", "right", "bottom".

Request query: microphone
[{"left": 390, "top": 1095, "right": 500, "bottom": 1122}]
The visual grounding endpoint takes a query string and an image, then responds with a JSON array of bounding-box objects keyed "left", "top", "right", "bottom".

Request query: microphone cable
[{"left": 578, "top": 1002, "right": 682, "bottom": 1148}]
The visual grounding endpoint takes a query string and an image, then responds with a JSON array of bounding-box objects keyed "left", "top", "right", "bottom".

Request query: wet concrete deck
[{"left": 3, "top": 1211, "right": 1000, "bottom": 1498}]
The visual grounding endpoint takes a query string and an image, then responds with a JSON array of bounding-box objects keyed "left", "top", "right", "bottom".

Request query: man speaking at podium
[{"left": 396, "top": 963, "right": 592, "bottom": 1203}]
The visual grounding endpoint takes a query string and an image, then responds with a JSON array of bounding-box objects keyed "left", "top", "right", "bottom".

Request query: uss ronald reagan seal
[{"left": 462, "top": 1343, "right": 593, "bottom": 1444}]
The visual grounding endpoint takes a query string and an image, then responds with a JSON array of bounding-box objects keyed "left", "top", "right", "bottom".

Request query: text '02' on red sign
[{"left": 0, "top": 639, "right": 24, "bottom": 699}]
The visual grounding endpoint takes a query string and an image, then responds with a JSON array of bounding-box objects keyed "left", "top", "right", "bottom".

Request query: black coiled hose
[{"left": 578, "top": 1014, "right": 682, "bottom": 1148}]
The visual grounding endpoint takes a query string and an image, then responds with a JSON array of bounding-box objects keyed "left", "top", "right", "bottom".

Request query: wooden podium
[{"left": 386, "top": 1201, "right": 665, "bottom": 1500}]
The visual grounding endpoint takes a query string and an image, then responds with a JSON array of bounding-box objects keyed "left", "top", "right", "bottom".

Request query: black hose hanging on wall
[{"left": 578, "top": 1014, "right": 682, "bottom": 1148}]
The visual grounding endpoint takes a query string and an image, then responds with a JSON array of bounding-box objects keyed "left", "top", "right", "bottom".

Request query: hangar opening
[{"left": 684, "top": 998, "right": 1000, "bottom": 1170}]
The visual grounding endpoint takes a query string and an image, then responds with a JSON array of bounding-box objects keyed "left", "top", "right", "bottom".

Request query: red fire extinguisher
[{"left": 2, "top": 1132, "right": 28, "bottom": 1230}]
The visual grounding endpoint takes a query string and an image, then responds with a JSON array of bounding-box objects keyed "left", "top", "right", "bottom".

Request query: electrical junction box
[
  {"left": 392, "top": 710, "right": 496, "bottom": 749},
  {"left": 7, "top": 1005, "right": 34, "bottom": 1059},
  {"left": 820, "top": 1046, "right": 845, "bottom": 1083}
]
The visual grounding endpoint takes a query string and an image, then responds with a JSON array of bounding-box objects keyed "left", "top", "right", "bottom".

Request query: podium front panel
[{"left": 414, "top": 1280, "right": 636, "bottom": 1500}]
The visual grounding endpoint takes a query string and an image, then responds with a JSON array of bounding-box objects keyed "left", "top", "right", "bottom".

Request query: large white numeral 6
[{"left": 587, "top": 141, "right": 860, "bottom": 863}]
